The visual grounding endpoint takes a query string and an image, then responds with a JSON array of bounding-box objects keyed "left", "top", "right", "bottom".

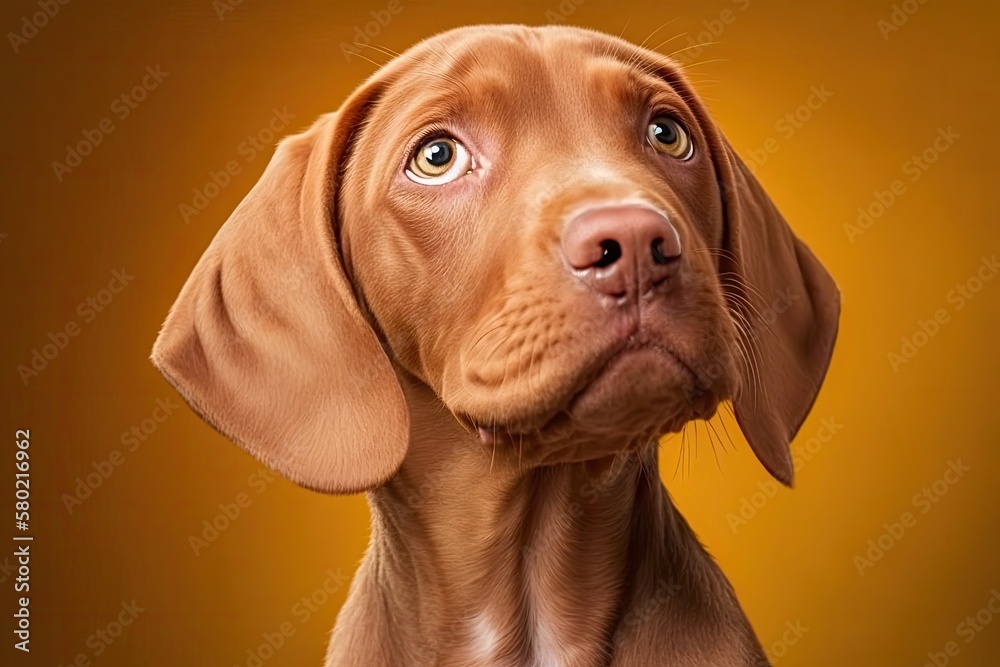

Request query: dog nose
[{"left": 561, "top": 205, "right": 682, "bottom": 297}]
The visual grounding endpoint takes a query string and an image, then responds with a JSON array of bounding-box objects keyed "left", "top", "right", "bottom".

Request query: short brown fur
[{"left": 153, "top": 25, "right": 839, "bottom": 666}]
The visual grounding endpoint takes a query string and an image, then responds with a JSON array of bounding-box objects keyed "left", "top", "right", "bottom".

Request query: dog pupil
[
  {"left": 654, "top": 123, "right": 676, "bottom": 144},
  {"left": 426, "top": 141, "right": 453, "bottom": 166}
]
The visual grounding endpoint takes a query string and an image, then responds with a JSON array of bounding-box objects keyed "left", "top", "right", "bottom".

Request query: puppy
[{"left": 153, "top": 24, "right": 839, "bottom": 667}]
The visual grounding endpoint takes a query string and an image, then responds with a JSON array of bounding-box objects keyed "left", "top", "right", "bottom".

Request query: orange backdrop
[{"left": 3, "top": 0, "right": 999, "bottom": 665}]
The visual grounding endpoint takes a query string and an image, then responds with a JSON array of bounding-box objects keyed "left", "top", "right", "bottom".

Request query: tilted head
[{"left": 152, "top": 25, "right": 839, "bottom": 492}]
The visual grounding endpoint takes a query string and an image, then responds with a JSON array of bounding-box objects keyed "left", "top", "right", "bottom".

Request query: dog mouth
[{"left": 460, "top": 333, "right": 713, "bottom": 447}]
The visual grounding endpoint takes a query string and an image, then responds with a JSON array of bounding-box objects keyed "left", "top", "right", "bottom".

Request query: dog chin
[{"left": 471, "top": 345, "right": 722, "bottom": 464}]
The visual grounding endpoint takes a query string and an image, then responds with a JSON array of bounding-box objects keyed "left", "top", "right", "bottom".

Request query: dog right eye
[{"left": 406, "top": 136, "right": 474, "bottom": 185}]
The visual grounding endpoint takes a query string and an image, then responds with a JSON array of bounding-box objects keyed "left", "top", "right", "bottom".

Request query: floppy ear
[
  {"left": 711, "top": 138, "right": 840, "bottom": 486},
  {"left": 629, "top": 51, "right": 840, "bottom": 485},
  {"left": 151, "top": 103, "right": 410, "bottom": 494}
]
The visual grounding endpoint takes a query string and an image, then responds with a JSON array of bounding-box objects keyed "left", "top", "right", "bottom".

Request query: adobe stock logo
[
  {"left": 922, "top": 589, "right": 1000, "bottom": 667},
  {"left": 56, "top": 600, "right": 145, "bottom": 666},
  {"left": 853, "top": 459, "right": 970, "bottom": 576},
  {"left": 725, "top": 417, "right": 843, "bottom": 534},
  {"left": 877, "top": 0, "right": 933, "bottom": 41},
  {"left": 669, "top": 0, "right": 753, "bottom": 68},
  {"left": 233, "top": 568, "right": 349, "bottom": 667},
  {"left": 187, "top": 467, "right": 282, "bottom": 556},
  {"left": 844, "top": 126, "right": 959, "bottom": 243},
  {"left": 764, "top": 620, "right": 809, "bottom": 665},
  {"left": 887, "top": 255, "right": 997, "bottom": 372},
  {"left": 742, "top": 84, "right": 834, "bottom": 175},
  {"left": 7, "top": 0, "right": 73, "bottom": 54},
  {"left": 213, "top": 0, "right": 244, "bottom": 20},
  {"left": 543, "top": 0, "right": 587, "bottom": 24},
  {"left": 51, "top": 66, "right": 169, "bottom": 182},
  {"left": 338, "top": 0, "right": 414, "bottom": 64},
  {"left": 17, "top": 268, "right": 134, "bottom": 386},
  {"left": 178, "top": 107, "right": 295, "bottom": 224},
  {"left": 61, "top": 397, "right": 179, "bottom": 515}
]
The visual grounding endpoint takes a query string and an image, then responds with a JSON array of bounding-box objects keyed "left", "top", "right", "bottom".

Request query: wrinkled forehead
[{"left": 367, "top": 26, "right": 691, "bottom": 137}]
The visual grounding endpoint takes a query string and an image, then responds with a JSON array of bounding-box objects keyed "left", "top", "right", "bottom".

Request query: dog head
[{"left": 152, "top": 25, "right": 839, "bottom": 492}]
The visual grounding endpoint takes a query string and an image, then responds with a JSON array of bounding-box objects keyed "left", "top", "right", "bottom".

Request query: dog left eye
[
  {"left": 646, "top": 116, "right": 693, "bottom": 160},
  {"left": 406, "top": 136, "right": 473, "bottom": 185}
]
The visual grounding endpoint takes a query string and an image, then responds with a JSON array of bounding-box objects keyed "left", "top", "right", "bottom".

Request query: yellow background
[{"left": 3, "top": 0, "right": 999, "bottom": 664}]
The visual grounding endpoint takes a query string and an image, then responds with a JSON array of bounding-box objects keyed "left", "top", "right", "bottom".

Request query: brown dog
[{"left": 153, "top": 24, "right": 839, "bottom": 667}]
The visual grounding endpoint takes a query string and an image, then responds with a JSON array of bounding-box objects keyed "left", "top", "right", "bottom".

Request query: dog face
[
  {"left": 153, "top": 25, "right": 839, "bottom": 493},
  {"left": 341, "top": 27, "right": 738, "bottom": 464}
]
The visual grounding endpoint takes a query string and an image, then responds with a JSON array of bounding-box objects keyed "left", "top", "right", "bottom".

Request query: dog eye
[
  {"left": 406, "top": 136, "right": 473, "bottom": 185},
  {"left": 646, "top": 116, "right": 693, "bottom": 160}
]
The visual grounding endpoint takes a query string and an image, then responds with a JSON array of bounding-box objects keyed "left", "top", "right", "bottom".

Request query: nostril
[
  {"left": 594, "top": 240, "right": 622, "bottom": 268},
  {"left": 650, "top": 238, "right": 678, "bottom": 265}
]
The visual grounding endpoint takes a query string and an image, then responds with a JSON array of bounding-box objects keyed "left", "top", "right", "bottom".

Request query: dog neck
[{"left": 350, "top": 377, "right": 712, "bottom": 666}]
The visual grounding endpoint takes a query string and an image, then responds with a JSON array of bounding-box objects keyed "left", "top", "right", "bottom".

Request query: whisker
[
  {"left": 721, "top": 403, "right": 742, "bottom": 446},
  {"left": 368, "top": 41, "right": 402, "bottom": 58},
  {"left": 350, "top": 41, "right": 396, "bottom": 64},
  {"left": 612, "top": 15, "right": 634, "bottom": 59},
  {"left": 694, "top": 246, "right": 744, "bottom": 271},
  {"left": 672, "top": 425, "right": 687, "bottom": 481},
  {"left": 710, "top": 269, "right": 768, "bottom": 300},
  {"left": 603, "top": 14, "right": 634, "bottom": 62},
  {"left": 638, "top": 19, "right": 681, "bottom": 52},
  {"left": 344, "top": 49, "right": 385, "bottom": 71},
  {"left": 646, "top": 32, "right": 690, "bottom": 57},
  {"left": 739, "top": 321, "right": 766, "bottom": 410},
  {"left": 665, "top": 41, "right": 719, "bottom": 61},
  {"left": 716, "top": 275, "right": 772, "bottom": 315},
  {"left": 684, "top": 77, "right": 722, "bottom": 86},
  {"left": 680, "top": 57, "right": 729, "bottom": 71},
  {"left": 722, "top": 290, "right": 767, "bottom": 328},
  {"left": 722, "top": 292, "right": 769, "bottom": 354},
  {"left": 643, "top": 447, "right": 655, "bottom": 494},
  {"left": 716, "top": 405, "right": 736, "bottom": 453},
  {"left": 707, "top": 418, "right": 727, "bottom": 460},
  {"left": 618, "top": 14, "right": 633, "bottom": 40},
  {"left": 725, "top": 307, "right": 764, "bottom": 411},
  {"left": 705, "top": 419, "right": 723, "bottom": 471},
  {"left": 626, "top": 19, "right": 681, "bottom": 69}
]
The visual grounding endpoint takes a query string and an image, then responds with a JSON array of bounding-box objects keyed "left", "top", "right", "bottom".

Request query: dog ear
[
  {"left": 624, "top": 48, "right": 840, "bottom": 486},
  {"left": 152, "top": 101, "right": 410, "bottom": 494},
  {"left": 710, "top": 137, "right": 840, "bottom": 486}
]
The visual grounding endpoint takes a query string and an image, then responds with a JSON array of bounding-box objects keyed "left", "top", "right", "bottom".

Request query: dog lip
[
  {"left": 566, "top": 337, "right": 704, "bottom": 410},
  {"left": 623, "top": 338, "right": 702, "bottom": 388},
  {"left": 461, "top": 331, "right": 706, "bottom": 445}
]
